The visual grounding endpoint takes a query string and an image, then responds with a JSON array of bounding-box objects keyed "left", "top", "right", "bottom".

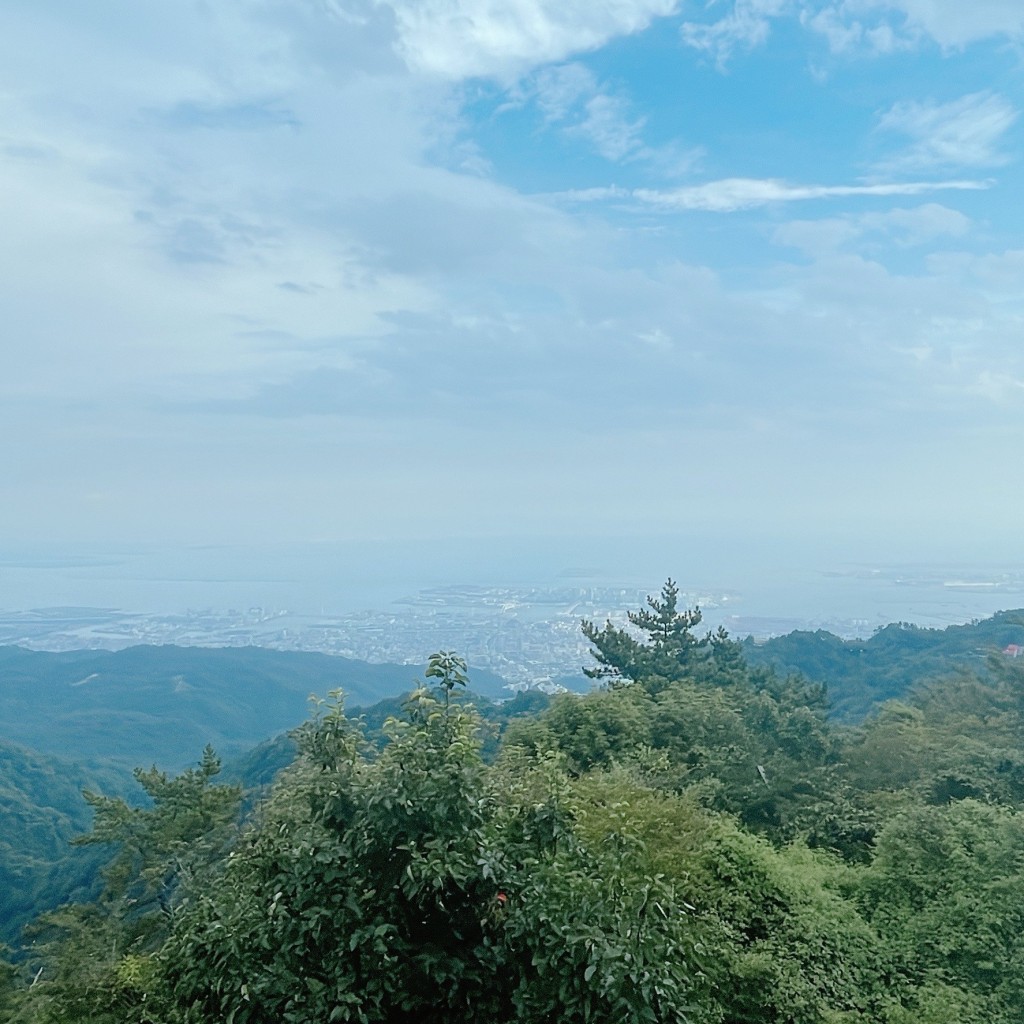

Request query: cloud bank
[{"left": 381, "top": 0, "right": 680, "bottom": 78}]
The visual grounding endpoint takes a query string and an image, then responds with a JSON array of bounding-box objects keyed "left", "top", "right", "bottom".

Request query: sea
[{"left": 2, "top": 536, "right": 1023, "bottom": 639}]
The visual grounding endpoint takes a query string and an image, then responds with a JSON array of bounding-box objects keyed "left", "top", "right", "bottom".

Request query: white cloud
[
  {"left": 802, "top": 6, "right": 867, "bottom": 52},
  {"left": 554, "top": 185, "right": 632, "bottom": 202},
  {"left": 867, "top": 202, "right": 972, "bottom": 242},
  {"left": 525, "top": 62, "right": 693, "bottom": 166},
  {"left": 567, "top": 92, "right": 648, "bottom": 161},
  {"left": 680, "top": 0, "right": 793, "bottom": 64},
  {"left": 585, "top": 176, "right": 988, "bottom": 211},
  {"left": 0, "top": 5, "right": 488, "bottom": 405},
  {"left": 5, "top": 0, "right": 1024, "bottom": 560},
  {"left": 973, "top": 370, "right": 1024, "bottom": 403},
  {"left": 877, "top": 91, "right": 1018, "bottom": 172},
  {"left": 882, "top": 0, "right": 1024, "bottom": 48},
  {"left": 773, "top": 202, "right": 972, "bottom": 256},
  {"left": 802, "top": 3, "right": 913, "bottom": 55},
  {"left": 555, "top": 178, "right": 987, "bottom": 211},
  {"left": 378, "top": 0, "right": 680, "bottom": 79},
  {"left": 531, "top": 62, "right": 597, "bottom": 121},
  {"left": 685, "top": 0, "right": 1024, "bottom": 60}
]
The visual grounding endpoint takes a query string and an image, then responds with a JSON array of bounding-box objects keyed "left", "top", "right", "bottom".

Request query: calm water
[{"left": 1, "top": 538, "right": 1022, "bottom": 635}]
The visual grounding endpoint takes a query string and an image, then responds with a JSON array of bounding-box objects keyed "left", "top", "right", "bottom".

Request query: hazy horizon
[{"left": 3, "top": 539, "right": 1024, "bottom": 639}]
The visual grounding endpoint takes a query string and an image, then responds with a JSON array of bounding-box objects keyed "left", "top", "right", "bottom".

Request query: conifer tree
[{"left": 581, "top": 579, "right": 710, "bottom": 690}]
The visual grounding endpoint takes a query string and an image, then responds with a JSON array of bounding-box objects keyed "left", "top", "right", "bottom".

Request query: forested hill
[
  {"left": 743, "top": 609, "right": 1024, "bottom": 721},
  {"left": 0, "top": 644, "right": 511, "bottom": 771},
  {"left": 14, "top": 588, "right": 1024, "bottom": 1022},
  {"left": 0, "top": 741, "right": 131, "bottom": 948}
]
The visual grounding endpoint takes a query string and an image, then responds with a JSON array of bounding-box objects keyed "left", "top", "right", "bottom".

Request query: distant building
[{"left": 1003, "top": 644, "right": 1023, "bottom": 658}]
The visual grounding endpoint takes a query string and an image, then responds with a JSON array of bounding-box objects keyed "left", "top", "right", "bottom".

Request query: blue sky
[{"left": 4, "top": 0, "right": 1024, "bottom": 596}]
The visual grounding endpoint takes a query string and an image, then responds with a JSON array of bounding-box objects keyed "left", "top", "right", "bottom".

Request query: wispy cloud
[
  {"left": 773, "top": 203, "right": 973, "bottom": 257},
  {"left": 524, "top": 62, "right": 697, "bottom": 168},
  {"left": 566, "top": 92, "right": 648, "bottom": 162},
  {"left": 682, "top": 1, "right": 1024, "bottom": 61},
  {"left": 531, "top": 63, "right": 597, "bottom": 122},
  {"left": 802, "top": 5, "right": 911, "bottom": 56},
  {"left": 680, "top": 0, "right": 792, "bottom": 66},
  {"left": 557, "top": 177, "right": 989, "bottom": 212},
  {"left": 876, "top": 91, "right": 1018, "bottom": 172},
  {"left": 877, "top": 0, "right": 1024, "bottom": 48},
  {"left": 380, "top": 0, "right": 680, "bottom": 79}
]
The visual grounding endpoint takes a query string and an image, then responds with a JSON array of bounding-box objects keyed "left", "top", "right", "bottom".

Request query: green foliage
[
  {"left": 504, "top": 685, "right": 653, "bottom": 776},
  {"left": 425, "top": 650, "right": 469, "bottom": 704},
  {"left": 693, "top": 830, "right": 890, "bottom": 1023},
  {"left": 823, "top": 663, "right": 1024, "bottom": 857},
  {"left": 514, "top": 586, "right": 838, "bottom": 842},
  {"left": 78, "top": 746, "right": 242, "bottom": 922},
  {"left": 161, "top": 686, "right": 501, "bottom": 1022},
  {"left": 855, "top": 800, "right": 1024, "bottom": 1020},
  {"left": 341, "top": 686, "right": 551, "bottom": 763},
  {"left": 564, "top": 769, "right": 895, "bottom": 1023},
  {"left": 156, "top": 663, "right": 704, "bottom": 1024},
  {"left": 581, "top": 579, "right": 712, "bottom": 689},
  {"left": 15, "top": 604, "right": 1024, "bottom": 1023},
  {"left": 0, "top": 645, "right": 513, "bottom": 952},
  {"left": 0, "top": 741, "right": 129, "bottom": 948},
  {"left": 16, "top": 748, "right": 241, "bottom": 1023},
  {"left": 0, "top": 644, "right": 512, "bottom": 772},
  {"left": 0, "top": 946, "right": 19, "bottom": 1019},
  {"left": 745, "top": 612, "right": 1024, "bottom": 723}
]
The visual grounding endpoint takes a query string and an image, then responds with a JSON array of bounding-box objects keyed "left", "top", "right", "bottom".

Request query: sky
[{"left": 4, "top": 0, "right": 1024, "bottom": 604}]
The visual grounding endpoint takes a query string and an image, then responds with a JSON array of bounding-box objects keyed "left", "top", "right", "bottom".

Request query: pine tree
[{"left": 581, "top": 579, "right": 710, "bottom": 690}]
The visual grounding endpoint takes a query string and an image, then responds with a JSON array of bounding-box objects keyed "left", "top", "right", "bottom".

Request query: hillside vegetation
[
  {"left": 7, "top": 585, "right": 1024, "bottom": 1022},
  {"left": 0, "top": 648, "right": 516, "bottom": 949},
  {"left": 0, "top": 645, "right": 511, "bottom": 771},
  {"left": 0, "top": 743, "right": 133, "bottom": 948},
  {"left": 745, "top": 610, "right": 1024, "bottom": 721}
]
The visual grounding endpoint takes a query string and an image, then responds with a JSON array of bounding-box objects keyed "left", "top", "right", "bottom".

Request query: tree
[
  {"left": 582, "top": 579, "right": 710, "bottom": 690},
  {"left": 156, "top": 656, "right": 704, "bottom": 1023},
  {"left": 529, "top": 590, "right": 840, "bottom": 841},
  {"left": 0, "top": 947, "right": 19, "bottom": 1020},
  {"left": 855, "top": 799, "right": 1024, "bottom": 1020},
  {"left": 581, "top": 579, "right": 751, "bottom": 694},
  {"left": 16, "top": 748, "right": 241, "bottom": 1023},
  {"left": 425, "top": 649, "right": 469, "bottom": 709}
]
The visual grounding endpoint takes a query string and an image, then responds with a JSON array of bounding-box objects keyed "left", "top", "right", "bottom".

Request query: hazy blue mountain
[{"left": 0, "top": 645, "right": 512, "bottom": 771}]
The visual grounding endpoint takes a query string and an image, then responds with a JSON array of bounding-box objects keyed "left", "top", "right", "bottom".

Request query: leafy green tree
[
  {"left": 0, "top": 946, "right": 19, "bottom": 1019},
  {"left": 425, "top": 650, "right": 469, "bottom": 707},
  {"left": 503, "top": 684, "right": 653, "bottom": 776},
  {"left": 821, "top": 665, "right": 1024, "bottom": 862},
  {"left": 744, "top": 611, "right": 1024, "bottom": 723},
  {"left": 855, "top": 799, "right": 1024, "bottom": 1020},
  {"left": 566, "top": 767, "right": 897, "bottom": 1024},
  {"left": 17, "top": 748, "right": 241, "bottom": 1023},
  {"left": 156, "top": 658, "right": 704, "bottom": 1023},
  {"left": 81, "top": 746, "right": 241, "bottom": 924},
  {"left": 0, "top": 741, "right": 132, "bottom": 950}
]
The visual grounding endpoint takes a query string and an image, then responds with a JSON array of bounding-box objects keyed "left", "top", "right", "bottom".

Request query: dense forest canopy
[
  {"left": 744, "top": 610, "right": 1024, "bottom": 722},
  {"left": 6, "top": 583, "right": 1024, "bottom": 1022}
]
